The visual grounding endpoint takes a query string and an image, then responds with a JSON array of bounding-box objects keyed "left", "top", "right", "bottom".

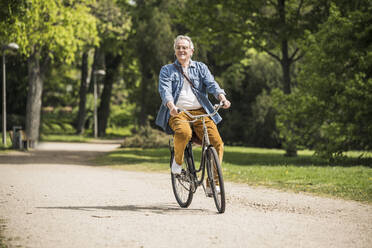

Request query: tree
[
  {"left": 97, "top": 51, "right": 122, "bottom": 136},
  {"left": 218, "top": 50, "right": 282, "bottom": 147},
  {"left": 95, "top": 0, "right": 131, "bottom": 136},
  {"left": 76, "top": 51, "right": 89, "bottom": 134},
  {"left": 3, "top": 0, "right": 98, "bottom": 143},
  {"left": 130, "top": 0, "right": 175, "bottom": 127},
  {"left": 180, "top": 0, "right": 329, "bottom": 155},
  {"left": 273, "top": 1, "right": 372, "bottom": 158},
  {"left": 75, "top": 0, "right": 131, "bottom": 137}
]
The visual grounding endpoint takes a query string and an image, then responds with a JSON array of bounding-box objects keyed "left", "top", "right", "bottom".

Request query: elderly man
[{"left": 156, "top": 35, "right": 231, "bottom": 177}]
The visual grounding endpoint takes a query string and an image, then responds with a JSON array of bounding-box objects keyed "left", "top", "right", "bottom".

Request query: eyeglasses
[{"left": 175, "top": 45, "right": 190, "bottom": 50}]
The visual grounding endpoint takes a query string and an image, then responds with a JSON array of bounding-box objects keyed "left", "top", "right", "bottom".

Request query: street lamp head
[
  {"left": 94, "top": 69, "right": 106, "bottom": 76},
  {"left": 7, "top": 43, "right": 19, "bottom": 50},
  {"left": 2, "top": 42, "right": 19, "bottom": 51}
]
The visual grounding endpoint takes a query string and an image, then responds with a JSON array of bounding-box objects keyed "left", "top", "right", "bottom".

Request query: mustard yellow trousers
[{"left": 168, "top": 108, "right": 224, "bottom": 166}]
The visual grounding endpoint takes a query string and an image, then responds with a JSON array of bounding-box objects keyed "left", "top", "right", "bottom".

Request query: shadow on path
[
  {"left": 0, "top": 150, "right": 105, "bottom": 166},
  {"left": 37, "top": 203, "right": 215, "bottom": 215}
]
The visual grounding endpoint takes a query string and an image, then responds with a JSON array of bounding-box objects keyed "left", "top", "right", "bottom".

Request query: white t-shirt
[{"left": 176, "top": 68, "right": 202, "bottom": 110}]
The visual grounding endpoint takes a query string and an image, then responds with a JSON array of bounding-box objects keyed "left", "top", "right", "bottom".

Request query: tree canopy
[
  {"left": 1, "top": 0, "right": 370, "bottom": 158},
  {"left": 1, "top": 0, "right": 99, "bottom": 142}
]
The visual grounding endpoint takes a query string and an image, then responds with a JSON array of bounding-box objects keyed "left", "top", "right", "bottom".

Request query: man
[{"left": 155, "top": 35, "right": 231, "bottom": 177}]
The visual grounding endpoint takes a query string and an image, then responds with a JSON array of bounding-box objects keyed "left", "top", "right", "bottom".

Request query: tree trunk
[
  {"left": 281, "top": 39, "right": 292, "bottom": 95},
  {"left": 25, "top": 51, "right": 43, "bottom": 146},
  {"left": 138, "top": 79, "right": 147, "bottom": 127},
  {"left": 277, "top": 0, "right": 292, "bottom": 95},
  {"left": 138, "top": 69, "right": 152, "bottom": 127},
  {"left": 97, "top": 52, "right": 121, "bottom": 137},
  {"left": 88, "top": 48, "right": 105, "bottom": 93},
  {"left": 76, "top": 51, "right": 89, "bottom": 134},
  {"left": 278, "top": 0, "right": 297, "bottom": 156}
]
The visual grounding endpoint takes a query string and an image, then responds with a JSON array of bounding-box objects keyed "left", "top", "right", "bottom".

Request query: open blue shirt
[{"left": 155, "top": 59, "right": 226, "bottom": 134}]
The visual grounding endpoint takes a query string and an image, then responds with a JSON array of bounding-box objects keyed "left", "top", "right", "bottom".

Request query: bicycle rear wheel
[
  {"left": 206, "top": 147, "right": 225, "bottom": 213},
  {"left": 170, "top": 149, "right": 194, "bottom": 208}
]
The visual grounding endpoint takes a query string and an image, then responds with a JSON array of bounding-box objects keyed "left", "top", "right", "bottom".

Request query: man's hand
[
  {"left": 218, "top": 94, "right": 231, "bottom": 109},
  {"left": 169, "top": 107, "right": 179, "bottom": 116},
  {"left": 167, "top": 101, "right": 179, "bottom": 116},
  {"left": 221, "top": 99, "right": 231, "bottom": 109}
]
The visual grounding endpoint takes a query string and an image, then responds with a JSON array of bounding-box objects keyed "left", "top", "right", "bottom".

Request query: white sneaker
[
  {"left": 171, "top": 158, "right": 182, "bottom": 174},
  {"left": 206, "top": 185, "right": 220, "bottom": 197}
]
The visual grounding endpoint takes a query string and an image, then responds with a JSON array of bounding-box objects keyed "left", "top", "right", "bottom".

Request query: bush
[
  {"left": 41, "top": 121, "right": 75, "bottom": 134},
  {"left": 109, "top": 104, "right": 134, "bottom": 127},
  {"left": 121, "top": 125, "right": 171, "bottom": 148}
]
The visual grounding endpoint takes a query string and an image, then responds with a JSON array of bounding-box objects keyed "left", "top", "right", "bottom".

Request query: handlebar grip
[{"left": 214, "top": 101, "right": 224, "bottom": 110}]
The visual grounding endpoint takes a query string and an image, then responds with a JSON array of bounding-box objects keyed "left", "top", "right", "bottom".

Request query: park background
[{"left": 0, "top": 0, "right": 371, "bottom": 201}]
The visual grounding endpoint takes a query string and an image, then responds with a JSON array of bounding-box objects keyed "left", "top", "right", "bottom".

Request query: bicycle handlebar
[{"left": 178, "top": 101, "right": 224, "bottom": 121}]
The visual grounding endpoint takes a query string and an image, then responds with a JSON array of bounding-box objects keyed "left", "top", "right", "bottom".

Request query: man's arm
[
  {"left": 159, "top": 66, "right": 174, "bottom": 107},
  {"left": 200, "top": 63, "right": 226, "bottom": 99}
]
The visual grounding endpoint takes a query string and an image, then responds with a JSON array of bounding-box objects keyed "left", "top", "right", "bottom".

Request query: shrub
[{"left": 121, "top": 125, "right": 171, "bottom": 148}]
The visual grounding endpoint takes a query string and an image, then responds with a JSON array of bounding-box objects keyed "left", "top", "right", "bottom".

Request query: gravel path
[{"left": 0, "top": 142, "right": 371, "bottom": 248}]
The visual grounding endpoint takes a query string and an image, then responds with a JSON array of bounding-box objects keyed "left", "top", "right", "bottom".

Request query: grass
[
  {"left": 1, "top": 130, "right": 129, "bottom": 151},
  {"left": 1, "top": 127, "right": 131, "bottom": 152},
  {"left": 0, "top": 131, "right": 97, "bottom": 148},
  {"left": 39, "top": 126, "right": 132, "bottom": 142},
  {"left": 40, "top": 134, "right": 95, "bottom": 142},
  {"left": 0, "top": 134, "right": 12, "bottom": 152},
  {"left": 95, "top": 146, "right": 372, "bottom": 203}
]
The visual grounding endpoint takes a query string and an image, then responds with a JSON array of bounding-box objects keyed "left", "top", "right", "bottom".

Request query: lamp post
[
  {"left": 2, "top": 42, "right": 19, "bottom": 145},
  {"left": 93, "top": 69, "right": 105, "bottom": 138}
]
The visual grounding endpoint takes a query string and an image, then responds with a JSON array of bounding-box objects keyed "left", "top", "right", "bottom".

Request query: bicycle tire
[
  {"left": 170, "top": 149, "right": 194, "bottom": 208},
  {"left": 206, "top": 147, "right": 226, "bottom": 213}
]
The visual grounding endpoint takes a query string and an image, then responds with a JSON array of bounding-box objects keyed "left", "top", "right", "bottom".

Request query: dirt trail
[{"left": 0, "top": 142, "right": 371, "bottom": 248}]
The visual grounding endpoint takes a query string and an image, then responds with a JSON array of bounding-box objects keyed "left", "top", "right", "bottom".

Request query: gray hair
[{"left": 173, "top": 35, "right": 194, "bottom": 50}]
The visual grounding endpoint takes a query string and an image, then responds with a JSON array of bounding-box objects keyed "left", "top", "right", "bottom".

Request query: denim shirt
[{"left": 155, "top": 59, "right": 226, "bottom": 134}]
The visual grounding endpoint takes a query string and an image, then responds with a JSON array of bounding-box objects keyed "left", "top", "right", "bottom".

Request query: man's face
[{"left": 175, "top": 39, "right": 193, "bottom": 65}]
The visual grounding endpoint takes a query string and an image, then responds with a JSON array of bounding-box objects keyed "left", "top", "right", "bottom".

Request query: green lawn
[
  {"left": 96, "top": 146, "right": 372, "bottom": 203},
  {"left": 40, "top": 134, "right": 95, "bottom": 142},
  {"left": 39, "top": 126, "right": 132, "bottom": 142}
]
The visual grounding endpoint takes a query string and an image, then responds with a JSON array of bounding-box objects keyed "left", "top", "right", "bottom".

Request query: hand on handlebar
[
  {"left": 218, "top": 94, "right": 231, "bottom": 109},
  {"left": 221, "top": 99, "right": 231, "bottom": 109}
]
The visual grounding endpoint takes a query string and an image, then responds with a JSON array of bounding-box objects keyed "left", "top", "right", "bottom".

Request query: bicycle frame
[{"left": 179, "top": 102, "right": 223, "bottom": 189}]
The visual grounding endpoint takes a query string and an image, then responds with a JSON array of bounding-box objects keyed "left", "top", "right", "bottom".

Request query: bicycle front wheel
[
  {"left": 206, "top": 147, "right": 226, "bottom": 213},
  {"left": 171, "top": 152, "right": 194, "bottom": 208}
]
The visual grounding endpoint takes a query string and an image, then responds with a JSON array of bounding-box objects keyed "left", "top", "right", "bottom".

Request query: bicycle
[{"left": 169, "top": 102, "right": 226, "bottom": 213}]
